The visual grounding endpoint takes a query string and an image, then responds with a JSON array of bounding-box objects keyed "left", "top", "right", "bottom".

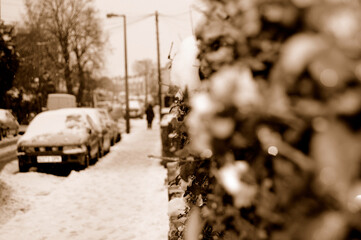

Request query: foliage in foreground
[{"left": 169, "top": 0, "right": 361, "bottom": 239}]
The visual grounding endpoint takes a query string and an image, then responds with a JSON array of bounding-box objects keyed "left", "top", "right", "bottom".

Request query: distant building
[
  {"left": 112, "top": 75, "right": 145, "bottom": 98},
  {"left": 111, "top": 66, "right": 171, "bottom": 106}
]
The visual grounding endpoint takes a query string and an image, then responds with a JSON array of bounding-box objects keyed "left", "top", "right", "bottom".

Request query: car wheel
[
  {"left": 99, "top": 147, "right": 106, "bottom": 158},
  {"left": 104, "top": 143, "right": 110, "bottom": 155},
  {"left": 2, "top": 129, "right": 7, "bottom": 138},
  {"left": 82, "top": 153, "right": 90, "bottom": 169},
  {"left": 95, "top": 145, "right": 101, "bottom": 161}
]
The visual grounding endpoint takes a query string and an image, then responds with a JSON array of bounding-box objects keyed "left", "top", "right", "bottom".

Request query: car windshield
[{"left": 25, "top": 111, "right": 89, "bottom": 136}]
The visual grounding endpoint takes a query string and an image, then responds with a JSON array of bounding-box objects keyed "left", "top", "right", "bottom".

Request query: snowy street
[{"left": 0, "top": 118, "right": 169, "bottom": 240}]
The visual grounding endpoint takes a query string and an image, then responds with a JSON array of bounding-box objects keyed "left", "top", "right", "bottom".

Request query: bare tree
[
  {"left": 23, "top": 0, "right": 104, "bottom": 103},
  {"left": 71, "top": 4, "right": 104, "bottom": 104},
  {"left": 40, "top": 0, "right": 80, "bottom": 94}
]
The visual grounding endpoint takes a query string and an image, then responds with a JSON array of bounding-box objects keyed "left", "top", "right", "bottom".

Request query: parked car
[
  {"left": 77, "top": 108, "right": 112, "bottom": 156},
  {"left": 95, "top": 101, "right": 112, "bottom": 111},
  {"left": 97, "top": 108, "right": 122, "bottom": 145},
  {"left": 109, "top": 103, "right": 124, "bottom": 122},
  {"left": 17, "top": 109, "right": 102, "bottom": 172},
  {"left": 128, "top": 100, "right": 144, "bottom": 118},
  {"left": 0, "top": 109, "right": 19, "bottom": 140}
]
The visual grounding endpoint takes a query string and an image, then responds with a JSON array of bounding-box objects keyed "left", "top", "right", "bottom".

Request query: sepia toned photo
[{"left": 1, "top": 0, "right": 361, "bottom": 239}]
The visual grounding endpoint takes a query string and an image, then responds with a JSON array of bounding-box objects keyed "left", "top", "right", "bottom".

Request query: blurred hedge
[{"left": 175, "top": 0, "right": 361, "bottom": 239}]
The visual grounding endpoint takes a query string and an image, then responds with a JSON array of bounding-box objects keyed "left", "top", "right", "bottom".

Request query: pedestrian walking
[{"left": 145, "top": 103, "right": 155, "bottom": 129}]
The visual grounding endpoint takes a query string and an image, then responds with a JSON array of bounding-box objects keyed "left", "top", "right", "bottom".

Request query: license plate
[{"left": 37, "top": 156, "right": 62, "bottom": 163}]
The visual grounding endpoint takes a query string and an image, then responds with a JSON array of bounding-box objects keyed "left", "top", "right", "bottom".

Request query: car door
[
  {"left": 98, "top": 113, "right": 111, "bottom": 152},
  {"left": 85, "top": 115, "right": 101, "bottom": 159}
]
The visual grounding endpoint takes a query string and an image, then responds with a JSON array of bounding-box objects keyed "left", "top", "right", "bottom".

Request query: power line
[
  {"left": 189, "top": 3, "right": 208, "bottom": 18},
  {"left": 105, "top": 13, "right": 153, "bottom": 30},
  {"left": 105, "top": 11, "right": 189, "bottom": 28},
  {"left": 125, "top": 13, "right": 154, "bottom": 25},
  {"left": 158, "top": 13, "right": 194, "bottom": 36},
  {"left": 104, "top": 13, "right": 152, "bottom": 26},
  {"left": 159, "top": 14, "right": 190, "bottom": 22},
  {"left": 159, "top": 11, "right": 189, "bottom": 18},
  {"left": 159, "top": 15, "right": 191, "bottom": 33}
]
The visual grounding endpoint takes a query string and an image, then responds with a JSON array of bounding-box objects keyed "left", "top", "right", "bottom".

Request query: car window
[
  {"left": 97, "top": 114, "right": 106, "bottom": 127},
  {"left": 85, "top": 115, "right": 97, "bottom": 131},
  {"left": 81, "top": 109, "right": 105, "bottom": 131},
  {"left": 99, "top": 109, "right": 112, "bottom": 122}
]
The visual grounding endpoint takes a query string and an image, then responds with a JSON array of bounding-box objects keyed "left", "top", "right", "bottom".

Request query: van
[
  {"left": 128, "top": 100, "right": 144, "bottom": 118},
  {"left": 47, "top": 93, "right": 77, "bottom": 110}
]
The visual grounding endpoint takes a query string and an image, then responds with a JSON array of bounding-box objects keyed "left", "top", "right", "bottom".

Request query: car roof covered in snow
[{"left": 23, "top": 108, "right": 93, "bottom": 137}]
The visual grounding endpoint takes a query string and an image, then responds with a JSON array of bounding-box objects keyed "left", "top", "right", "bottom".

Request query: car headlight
[
  {"left": 63, "top": 145, "right": 87, "bottom": 154},
  {"left": 17, "top": 145, "right": 25, "bottom": 153},
  {"left": 17, "top": 145, "right": 32, "bottom": 155}
]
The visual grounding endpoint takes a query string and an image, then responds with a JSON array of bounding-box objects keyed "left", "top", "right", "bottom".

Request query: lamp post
[{"left": 106, "top": 13, "right": 130, "bottom": 134}]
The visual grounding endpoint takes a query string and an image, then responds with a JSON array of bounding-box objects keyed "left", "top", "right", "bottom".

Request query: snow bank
[{"left": 0, "top": 119, "right": 169, "bottom": 240}]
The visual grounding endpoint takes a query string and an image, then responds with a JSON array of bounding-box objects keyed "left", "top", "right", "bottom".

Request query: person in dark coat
[{"left": 145, "top": 104, "right": 155, "bottom": 129}]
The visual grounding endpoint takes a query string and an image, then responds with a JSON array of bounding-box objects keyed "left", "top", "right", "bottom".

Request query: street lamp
[{"left": 106, "top": 13, "right": 130, "bottom": 134}]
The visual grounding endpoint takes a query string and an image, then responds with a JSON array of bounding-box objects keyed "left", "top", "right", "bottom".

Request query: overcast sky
[{"left": 1, "top": 0, "right": 203, "bottom": 77}]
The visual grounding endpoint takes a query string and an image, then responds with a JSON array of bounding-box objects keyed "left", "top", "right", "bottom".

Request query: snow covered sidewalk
[{"left": 0, "top": 119, "right": 169, "bottom": 240}]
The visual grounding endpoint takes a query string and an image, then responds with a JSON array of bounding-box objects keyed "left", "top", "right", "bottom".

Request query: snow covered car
[
  {"left": 109, "top": 103, "right": 124, "bottom": 122},
  {"left": 0, "top": 109, "right": 19, "bottom": 140},
  {"left": 17, "top": 109, "right": 102, "bottom": 172},
  {"left": 76, "top": 108, "right": 112, "bottom": 155},
  {"left": 97, "top": 108, "right": 122, "bottom": 145}
]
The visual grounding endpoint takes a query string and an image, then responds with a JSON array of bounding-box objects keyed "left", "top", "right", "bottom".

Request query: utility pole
[
  {"left": 123, "top": 15, "right": 130, "bottom": 134},
  {"left": 107, "top": 13, "right": 130, "bottom": 133},
  {"left": 144, "top": 68, "right": 148, "bottom": 107},
  {"left": 155, "top": 11, "right": 162, "bottom": 119}
]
